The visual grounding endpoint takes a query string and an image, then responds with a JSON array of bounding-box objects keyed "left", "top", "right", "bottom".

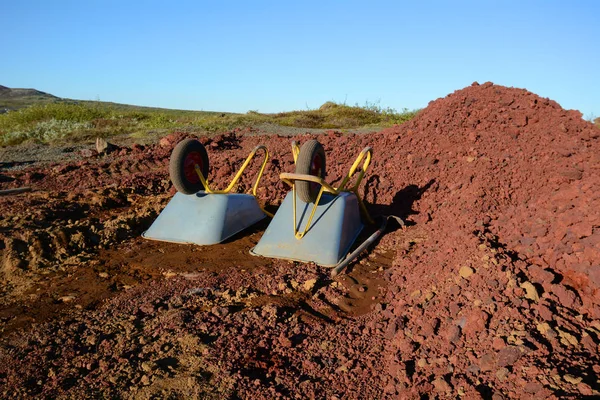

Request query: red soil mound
[
  {"left": 373, "top": 81, "right": 599, "bottom": 313},
  {"left": 355, "top": 81, "right": 600, "bottom": 397}
]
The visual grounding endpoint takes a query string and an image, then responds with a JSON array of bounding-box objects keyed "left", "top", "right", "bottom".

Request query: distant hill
[
  {"left": 0, "top": 85, "right": 60, "bottom": 112},
  {"left": 0, "top": 85, "right": 207, "bottom": 114},
  {"left": 0, "top": 85, "right": 58, "bottom": 99}
]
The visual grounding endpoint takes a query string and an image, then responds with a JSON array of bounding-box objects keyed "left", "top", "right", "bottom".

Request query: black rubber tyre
[
  {"left": 295, "top": 139, "right": 326, "bottom": 203},
  {"left": 169, "top": 138, "right": 210, "bottom": 194}
]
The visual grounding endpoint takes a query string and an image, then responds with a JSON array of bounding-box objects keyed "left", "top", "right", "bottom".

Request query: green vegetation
[
  {"left": 0, "top": 95, "right": 58, "bottom": 111},
  {"left": 274, "top": 101, "right": 415, "bottom": 129},
  {"left": 0, "top": 99, "right": 417, "bottom": 146}
]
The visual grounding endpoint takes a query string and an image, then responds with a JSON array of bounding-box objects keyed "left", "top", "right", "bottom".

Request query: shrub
[{"left": 0, "top": 118, "right": 92, "bottom": 145}]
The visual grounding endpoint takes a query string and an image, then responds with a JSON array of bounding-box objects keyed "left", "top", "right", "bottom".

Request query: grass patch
[
  {"left": 0, "top": 99, "right": 417, "bottom": 146},
  {"left": 273, "top": 101, "right": 416, "bottom": 129}
]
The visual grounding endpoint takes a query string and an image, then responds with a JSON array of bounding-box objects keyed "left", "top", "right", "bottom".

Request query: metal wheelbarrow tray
[{"left": 143, "top": 138, "right": 272, "bottom": 246}]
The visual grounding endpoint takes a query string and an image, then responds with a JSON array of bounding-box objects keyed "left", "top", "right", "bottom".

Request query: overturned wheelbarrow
[
  {"left": 143, "top": 138, "right": 271, "bottom": 245},
  {"left": 252, "top": 139, "right": 397, "bottom": 277}
]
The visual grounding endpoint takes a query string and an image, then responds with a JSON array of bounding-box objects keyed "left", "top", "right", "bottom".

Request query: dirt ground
[{"left": 1, "top": 82, "right": 599, "bottom": 399}]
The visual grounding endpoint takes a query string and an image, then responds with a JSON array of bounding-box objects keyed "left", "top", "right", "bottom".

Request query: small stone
[
  {"left": 463, "top": 309, "right": 489, "bottom": 336},
  {"left": 159, "top": 136, "right": 172, "bottom": 147},
  {"left": 86, "top": 335, "right": 97, "bottom": 345},
  {"left": 279, "top": 335, "right": 292, "bottom": 348},
  {"left": 449, "top": 285, "right": 461, "bottom": 296},
  {"left": 433, "top": 377, "right": 452, "bottom": 393},
  {"left": 577, "top": 382, "right": 593, "bottom": 395},
  {"left": 396, "top": 337, "right": 415, "bottom": 353},
  {"left": 537, "top": 304, "right": 554, "bottom": 321},
  {"left": 551, "top": 285, "right": 577, "bottom": 308},
  {"left": 581, "top": 333, "right": 596, "bottom": 352},
  {"left": 520, "top": 281, "right": 540, "bottom": 302},
  {"left": 496, "top": 367, "right": 509, "bottom": 381},
  {"left": 492, "top": 337, "right": 506, "bottom": 350},
  {"left": 446, "top": 325, "right": 461, "bottom": 344},
  {"left": 420, "top": 320, "right": 437, "bottom": 338},
  {"left": 507, "top": 333, "right": 524, "bottom": 346},
  {"left": 59, "top": 295, "right": 76, "bottom": 303},
  {"left": 140, "top": 375, "right": 151, "bottom": 386},
  {"left": 410, "top": 289, "right": 421, "bottom": 298},
  {"left": 141, "top": 362, "right": 153, "bottom": 373},
  {"left": 303, "top": 279, "right": 317, "bottom": 292},
  {"left": 459, "top": 266, "right": 474, "bottom": 279},
  {"left": 557, "top": 329, "right": 579, "bottom": 347},
  {"left": 528, "top": 265, "right": 555, "bottom": 284},
  {"left": 524, "top": 382, "right": 543, "bottom": 394},
  {"left": 536, "top": 322, "right": 551, "bottom": 335},
  {"left": 467, "top": 364, "right": 480, "bottom": 374},
  {"left": 497, "top": 346, "right": 522, "bottom": 367},
  {"left": 479, "top": 353, "right": 496, "bottom": 372},
  {"left": 96, "top": 137, "right": 114, "bottom": 154},
  {"left": 563, "top": 374, "right": 582, "bottom": 384},
  {"left": 98, "top": 272, "right": 109, "bottom": 278},
  {"left": 211, "top": 306, "right": 229, "bottom": 318},
  {"left": 417, "top": 358, "right": 428, "bottom": 368},
  {"left": 449, "top": 302, "right": 461, "bottom": 316}
]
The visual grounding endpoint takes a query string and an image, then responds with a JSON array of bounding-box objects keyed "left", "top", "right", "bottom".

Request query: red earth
[{"left": 0, "top": 82, "right": 599, "bottom": 398}]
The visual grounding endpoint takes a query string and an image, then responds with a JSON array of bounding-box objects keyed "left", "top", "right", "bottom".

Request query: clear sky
[{"left": 2, "top": 1, "right": 599, "bottom": 117}]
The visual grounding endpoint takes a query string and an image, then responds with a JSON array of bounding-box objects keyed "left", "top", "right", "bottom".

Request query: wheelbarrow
[
  {"left": 252, "top": 139, "right": 400, "bottom": 276},
  {"left": 143, "top": 138, "right": 271, "bottom": 245}
]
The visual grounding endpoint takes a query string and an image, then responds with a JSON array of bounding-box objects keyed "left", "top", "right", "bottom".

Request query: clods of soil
[{"left": 0, "top": 82, "right": 599, "bottom": 398}]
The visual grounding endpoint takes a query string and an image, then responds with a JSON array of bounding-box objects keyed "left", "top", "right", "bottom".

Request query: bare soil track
[{"left": 1, "top": 82, "right": 599, "bottom": 399}]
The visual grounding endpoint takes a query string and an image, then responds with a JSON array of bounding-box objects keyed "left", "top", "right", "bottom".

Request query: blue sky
[{"left": 2, "top": 1, "right": 599, "bottom": 117}]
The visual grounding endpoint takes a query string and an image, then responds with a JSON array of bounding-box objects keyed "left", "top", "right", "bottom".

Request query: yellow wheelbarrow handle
[{"left": 195, "top": 145, "right": 273, "bottom": 217}]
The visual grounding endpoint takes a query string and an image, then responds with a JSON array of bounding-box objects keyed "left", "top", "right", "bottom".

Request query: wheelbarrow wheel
[
  {"left": 169, "top": 138, "right": 210, "bottom": 195},
  {"left": 295, "top": 139, "right": 326, "bottom": 203}
]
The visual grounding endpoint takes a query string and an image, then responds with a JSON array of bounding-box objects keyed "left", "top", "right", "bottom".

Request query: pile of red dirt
[
  {"left": 374, "top": 81, "right": 600, "bottom": 311},
  {"left": 359, "top": 81, "right": 600, "bottom": 397},
  {"left": 370, "top": 81, "right": 599, "bottom": 309},
  {"left": 1, "top": 82, "right": 599, "bottom": 398}
]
